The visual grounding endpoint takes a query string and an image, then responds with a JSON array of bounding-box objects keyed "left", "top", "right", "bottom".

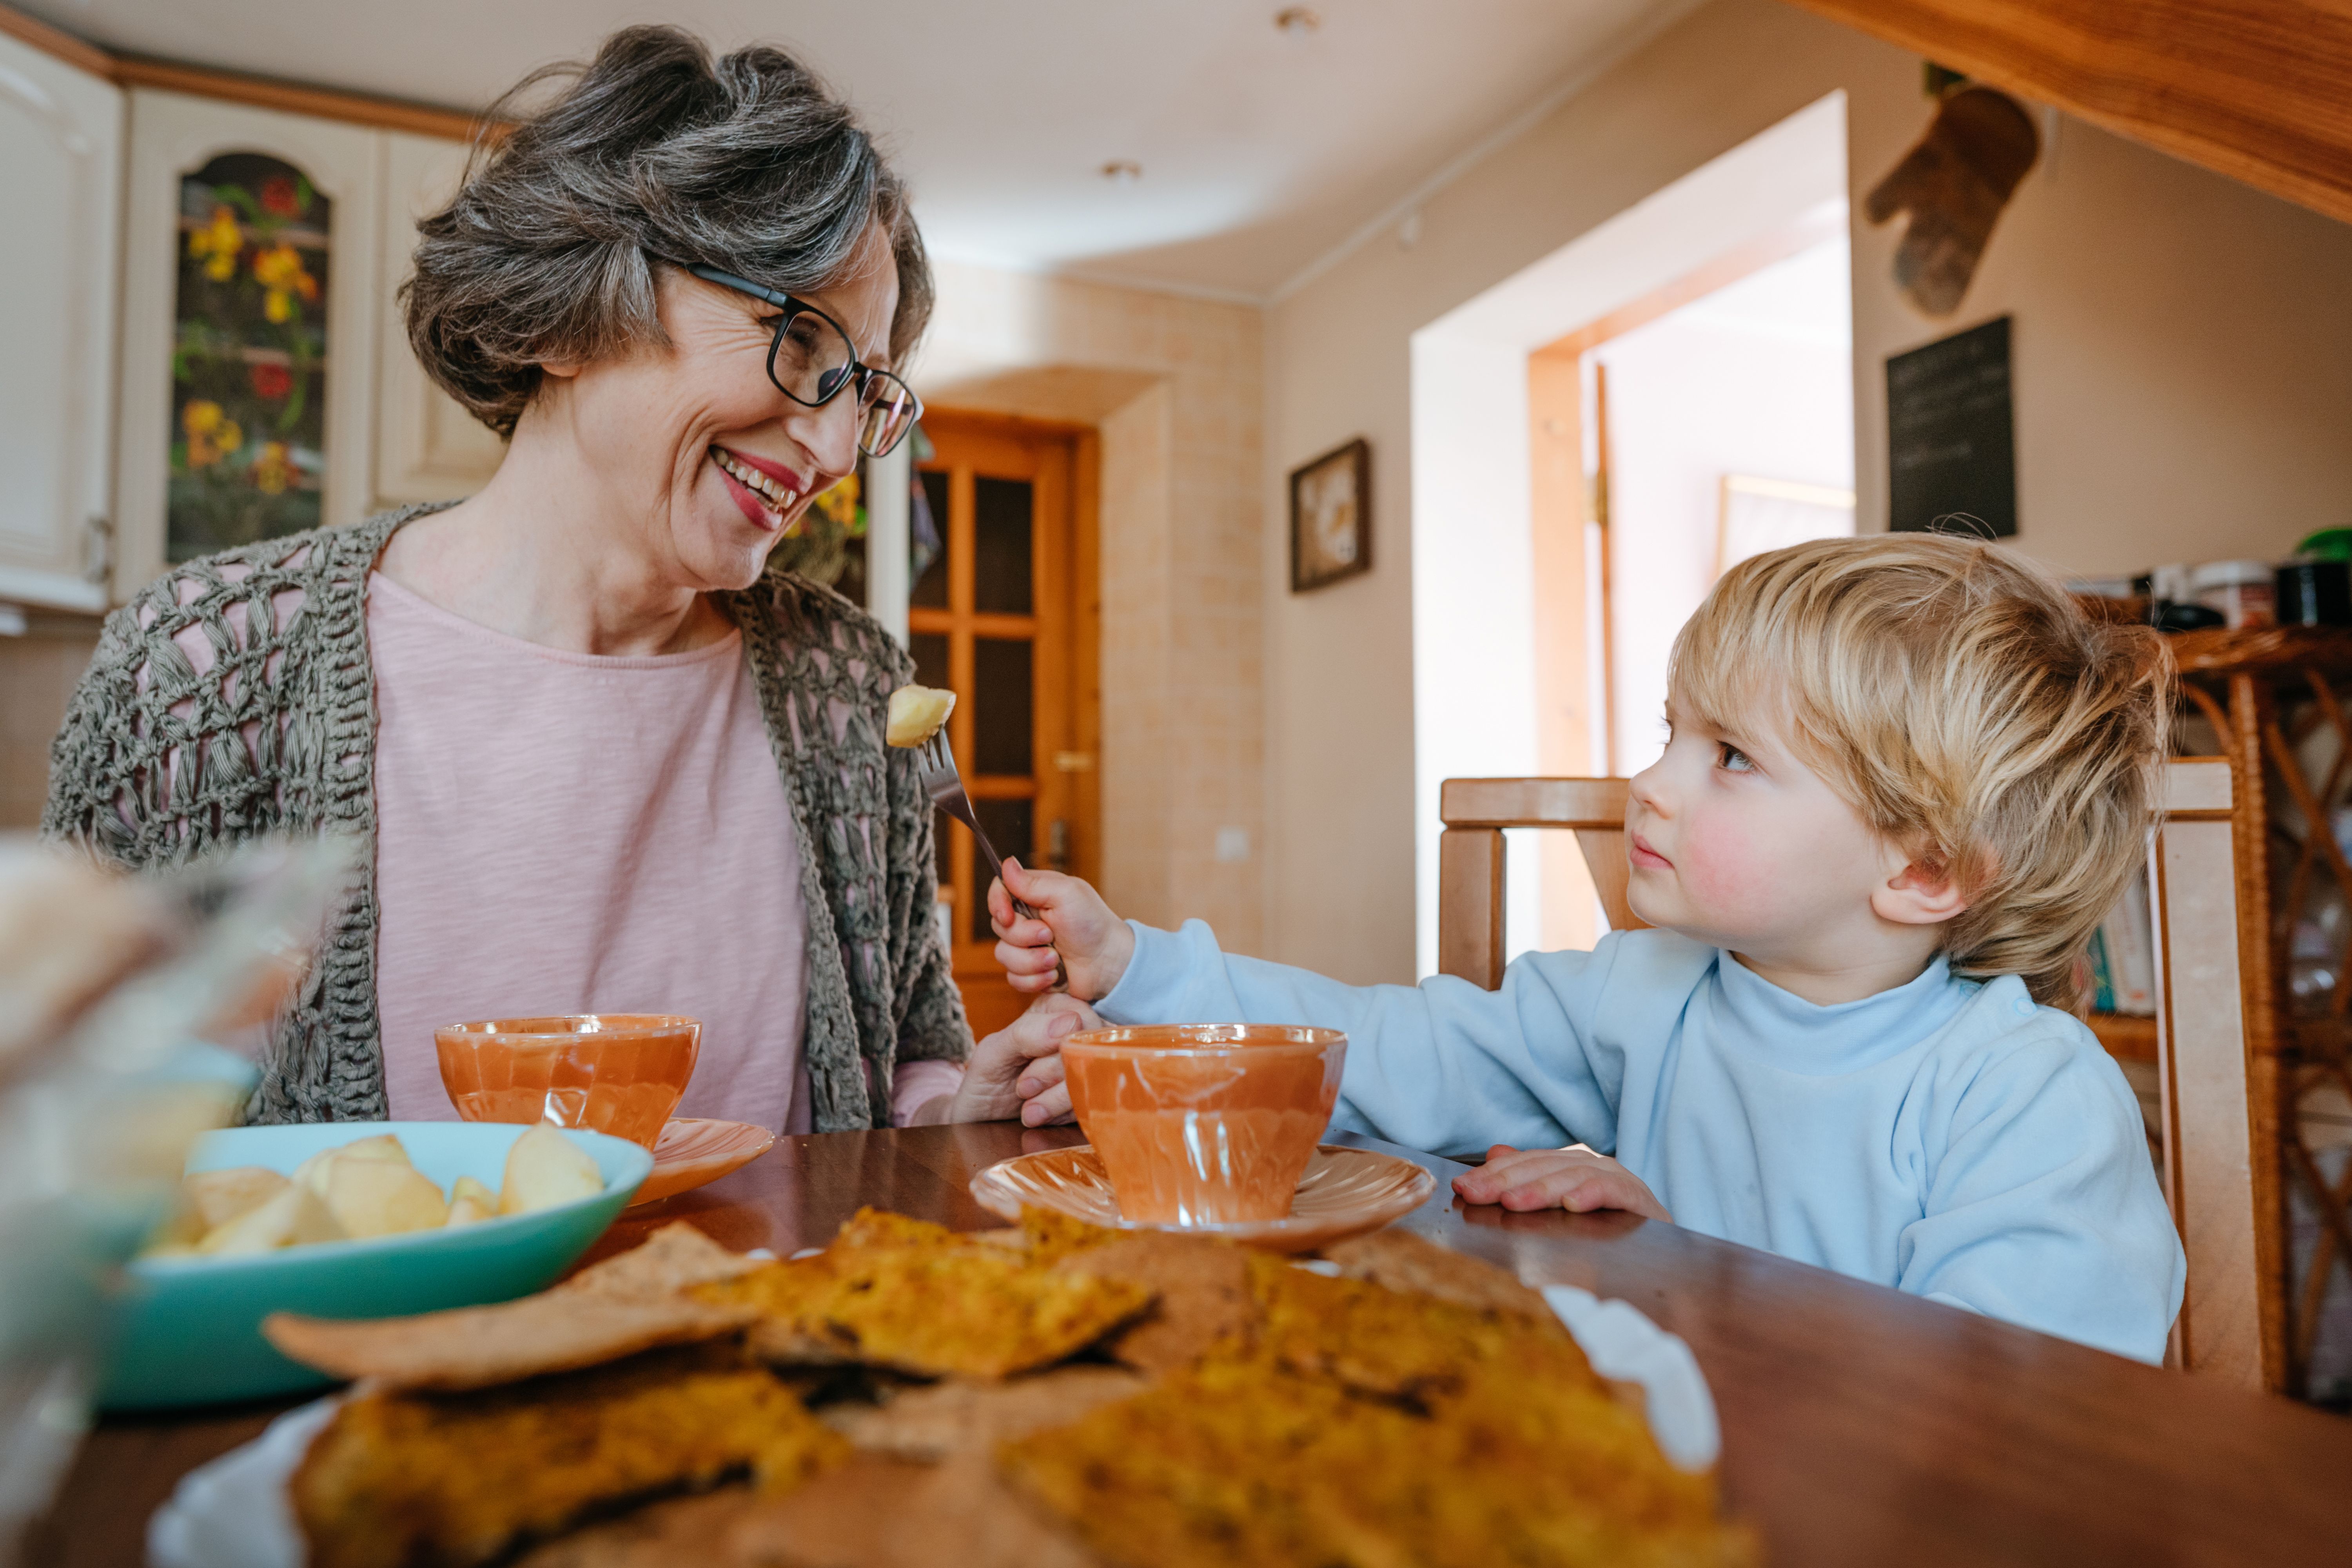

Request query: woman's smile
[{"left": 709, "top": 443, "right": 806, "bottom": 532}]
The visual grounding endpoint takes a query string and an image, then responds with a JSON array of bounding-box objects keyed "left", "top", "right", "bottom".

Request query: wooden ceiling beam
[{"left": 1780, "top": 0, "right": 2352, "bottom": 227}]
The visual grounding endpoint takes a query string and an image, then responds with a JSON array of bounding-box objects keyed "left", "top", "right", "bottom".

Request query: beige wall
[
  {"left": 1262, "top": 0, "right": 2352, "bottom": 982},
  {"left": 0, "top": 612, "right": 101, "bottom": 829},
  {"left": 918, "top": 260, "right": 1267, "bottom": 952}
]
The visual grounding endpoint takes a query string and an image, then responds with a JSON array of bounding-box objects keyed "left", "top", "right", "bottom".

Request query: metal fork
[{"left": 913, "top": 731, "right": 1067, "bottom": 990}]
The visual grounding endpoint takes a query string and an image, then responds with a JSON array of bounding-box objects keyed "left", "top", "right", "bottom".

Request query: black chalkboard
[{"left": 1886, "top": 316, "right": 2015, "bottom": 537}]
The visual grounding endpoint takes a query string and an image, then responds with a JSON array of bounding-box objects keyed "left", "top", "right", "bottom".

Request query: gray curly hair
[{"left": 406, "top": 25, "right": 933, "bottom": 437}]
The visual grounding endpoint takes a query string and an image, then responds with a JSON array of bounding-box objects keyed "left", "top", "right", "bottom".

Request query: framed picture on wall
[{"left": 1289, "top": 437, "right": 1371, "bottom": 593}]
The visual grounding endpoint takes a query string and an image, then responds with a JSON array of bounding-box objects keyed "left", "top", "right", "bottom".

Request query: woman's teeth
[{"left": 712, "top": 447, "right": 799, "bottom": 513}]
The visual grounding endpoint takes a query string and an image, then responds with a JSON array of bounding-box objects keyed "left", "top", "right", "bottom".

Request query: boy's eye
[{"left": 1717, "top": 743, "right": 1755, "bottom": 773}]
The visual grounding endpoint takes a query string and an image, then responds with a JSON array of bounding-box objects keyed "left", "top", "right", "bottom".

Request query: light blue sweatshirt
[{"left": 1097, "top": 920, "right": 2186, "bottom": 1363}]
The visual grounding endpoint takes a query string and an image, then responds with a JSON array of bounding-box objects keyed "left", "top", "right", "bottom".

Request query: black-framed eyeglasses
[{"left": 686, "top": 264, "right": 923, "bottom": 458}]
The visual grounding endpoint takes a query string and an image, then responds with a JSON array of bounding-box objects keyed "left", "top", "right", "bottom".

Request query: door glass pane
[
  {"left": 968, "top": 798, "right": 1034, "bottom": 942},
  {"left": 909, "top": 632, "right": 948, "bottom": 693},
  {"left": 973, "top": 637, "right": 1033, "bottom": 777},
  {"left": 973, "top": 477, "right": 1034, "bottom": 614},
  {"left": 933, "top": 807, "right": 954, "bottom": 893},
  {"left": 912, "top": 468, "right": 949, "bottom": 607},
  {"left": 169, "top": 152, "right": 331, "bottom": 561}
]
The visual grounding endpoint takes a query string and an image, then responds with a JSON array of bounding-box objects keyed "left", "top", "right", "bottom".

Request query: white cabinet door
[
  {"left": 374, "top": 131, "right": 506, "bottom": 508},
  {"left": 115, "top": 90, "right": 381, "bottom": 598},
  {"left": 0, "top": 33, "right": 121, "bottom": 611}
]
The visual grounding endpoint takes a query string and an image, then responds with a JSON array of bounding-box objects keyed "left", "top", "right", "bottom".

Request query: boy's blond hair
[{"left": 1670, "top": 534, "right": 2171, "bottom": 1007}]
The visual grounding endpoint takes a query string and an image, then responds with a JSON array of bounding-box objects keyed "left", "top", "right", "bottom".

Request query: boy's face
[{"left": 1624, "top": 692, "right": 1947, "bottom": 971}]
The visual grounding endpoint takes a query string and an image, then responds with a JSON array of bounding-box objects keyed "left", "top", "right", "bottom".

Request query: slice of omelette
[
  {"left": 694, "top": 1208, "right": 1152, "bottom": 1379},
  {"left": 292, "top": 1341, "right": 846, "bottom": 1568}
]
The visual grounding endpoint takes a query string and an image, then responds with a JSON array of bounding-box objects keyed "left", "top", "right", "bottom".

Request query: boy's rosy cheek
[{"left": 1672, "top": 814, "right": 1782, "bottom": 916}]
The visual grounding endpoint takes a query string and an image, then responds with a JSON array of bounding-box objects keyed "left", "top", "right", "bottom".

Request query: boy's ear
[{"left": 1875, "top": 855, "right": 1970, "bottom": 927}]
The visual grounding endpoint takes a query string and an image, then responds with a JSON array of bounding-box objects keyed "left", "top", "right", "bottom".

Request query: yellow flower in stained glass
[
  {"left": 181, "top": 400, "right": 243, "bottom": 470},
  {"left": 187, "top": 205, "right": 241, "bottom": 281},
  {"left": 252, "top": 242, "right": 320, "bottom": 324},
  {"left": 250, "top": 441, "right": 294, "bottom": 495},
  {"left": 810, "top": 472, "right": 861, "bottom": 530}
]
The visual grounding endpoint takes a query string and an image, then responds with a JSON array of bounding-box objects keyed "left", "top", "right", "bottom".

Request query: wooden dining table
[{"left": 28, "top": 1121, "right": 2352, "bottom": 1567}]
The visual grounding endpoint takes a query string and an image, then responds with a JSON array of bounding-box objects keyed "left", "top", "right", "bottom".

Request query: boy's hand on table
[
  {"left": 989, "top": 860, "right": 1134, "bottom": 1001},
  {"left": 933, "top": 993, "right": 1099, "bottom": 1127},
  {"left": 1452, "top": 1144, "right": 1673, "bottom": 1222}
]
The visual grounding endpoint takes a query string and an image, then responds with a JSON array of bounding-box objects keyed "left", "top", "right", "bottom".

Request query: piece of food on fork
[{"left": 886, "top": 685, "right": 956, "bottom": 749}]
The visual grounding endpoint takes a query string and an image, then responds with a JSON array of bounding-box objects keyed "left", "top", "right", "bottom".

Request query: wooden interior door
[{"left": 911, "top": 411, "right": 1099, "bottom": 1039}]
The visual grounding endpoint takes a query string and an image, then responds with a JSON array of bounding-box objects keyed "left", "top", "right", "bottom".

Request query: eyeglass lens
[{"left": 768, "top": 309, "right": 918, "bottom": 457}]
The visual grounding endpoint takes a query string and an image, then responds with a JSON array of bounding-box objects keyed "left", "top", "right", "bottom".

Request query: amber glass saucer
[
  {"left": 627, "top": 1118, "right": 777, "bottom": 1207},
  {"left": 969, "top": 1143, "right": 1435, "bottom": 1252}
]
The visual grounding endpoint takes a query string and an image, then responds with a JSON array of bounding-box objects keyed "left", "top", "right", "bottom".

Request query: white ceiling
[{"left": 24, "top": 0, "right": 1694, "bottom": 300}]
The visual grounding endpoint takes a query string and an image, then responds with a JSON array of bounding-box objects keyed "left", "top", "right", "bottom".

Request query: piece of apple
[
  {"left": 498, "top": 1125, "right": 604, "bottom": 1215},
  {"left": 885, "top": 684, "right": 956, "bottom": 748},
  {"left": 326, "top": 1156, "right": 450, "bottom": 1239},
  {"left": 445, "top": 1174, "right": 497, "bottom": 1228},
  {"left": 291, "top": 1132, "right": 411, "bottom": 1197},
  {"left": 199, "top": 1182, "right": 342, "bottom": 1255},
  {"left": 186, "top": 1166, "right": 291, "bottom": 1231}
]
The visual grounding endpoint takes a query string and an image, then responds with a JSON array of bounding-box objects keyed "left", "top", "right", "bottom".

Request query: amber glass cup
[
  {"left": 1061, "top": 1023, "right": 1347, "bottom": 1225},
  {"left": 435, "top": 1014, "right": 700, "bottom": 1151}
]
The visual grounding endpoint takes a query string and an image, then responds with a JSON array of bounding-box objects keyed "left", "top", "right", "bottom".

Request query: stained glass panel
[{"left": 167, "top": 152, "right": 331, "bottom": 560}]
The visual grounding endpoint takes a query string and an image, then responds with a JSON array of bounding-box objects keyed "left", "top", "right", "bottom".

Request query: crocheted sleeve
[
  {"left": 42, "top": 540, "right": 328, "bottom": 864},
  {"left": 742, "top": 575, "right": 974, "bottom": 1096}
]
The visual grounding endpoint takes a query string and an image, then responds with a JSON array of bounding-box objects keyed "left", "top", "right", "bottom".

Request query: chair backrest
[
  {"left": 1435, "top": 763, "right": 2272, "bottom": 1390},
  {"left": 2149, "top": 757, "right": 2272, "bottom": 1390},
  {"left": 1435, "top": 777, "right": 1645, "bottom": 989}
]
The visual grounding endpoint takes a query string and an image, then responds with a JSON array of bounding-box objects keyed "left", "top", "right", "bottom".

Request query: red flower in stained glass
[
  {"left": 249, "top": 361, "right": 293, "bottom": 400},
  {"left": 260, "top": 176, "right": 301, "bottom": 218}
]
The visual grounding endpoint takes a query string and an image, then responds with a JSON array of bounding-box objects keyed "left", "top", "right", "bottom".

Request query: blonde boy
[{"left": 989, "top": 536, "right": 2185, "bottom": 1361}]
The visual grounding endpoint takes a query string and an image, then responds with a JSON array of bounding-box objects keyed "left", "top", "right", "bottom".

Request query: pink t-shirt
[{"left": 367, "top": 571, "right": 959, "bottom": 1132}]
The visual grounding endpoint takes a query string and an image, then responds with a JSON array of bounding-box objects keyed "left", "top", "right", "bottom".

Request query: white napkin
[
  {"left": 147, "top": 1397, "right": 332, "bottom": 1568},
  {"left": 1541, "top": 1283, "right": 1721, "bottom": 1472}
]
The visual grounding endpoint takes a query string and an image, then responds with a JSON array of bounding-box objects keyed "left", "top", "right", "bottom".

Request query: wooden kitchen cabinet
[
  {"left": 372, "top": 131, "right": 506, "bottom": 508},
  {"left": 113, "top": 89, "right": 383, "bottom": 597},
  {"left": 0, "top": 29, "right": 121, "bottom": 612}
]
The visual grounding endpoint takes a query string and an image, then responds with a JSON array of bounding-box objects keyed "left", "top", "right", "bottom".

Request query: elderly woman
[{"left": 44, "top": 28, "right": 1058, "bottom": 1133}]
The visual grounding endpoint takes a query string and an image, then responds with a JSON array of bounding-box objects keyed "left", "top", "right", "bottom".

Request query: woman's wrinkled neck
[{"left": 374, "top": 390, "right": 735, "bottom": 658}]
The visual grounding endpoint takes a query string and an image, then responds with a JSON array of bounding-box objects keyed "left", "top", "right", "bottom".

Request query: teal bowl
[{"left": 96, "top": 1121, "right": 652, "bottom": 1411}]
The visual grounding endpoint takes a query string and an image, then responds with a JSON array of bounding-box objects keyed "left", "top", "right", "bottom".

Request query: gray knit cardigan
[{"left": 42, "top": 505, "right": 971, "bottom": 1129}]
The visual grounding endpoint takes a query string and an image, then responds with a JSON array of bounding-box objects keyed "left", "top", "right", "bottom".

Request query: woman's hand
[
  {"left": 925, "top": 993, "right": 1098, "bottom": 1126},
  {"left": 1450, "top": 1144, "right": 1672, "bottom": 1221},
  {"left": 988, "top": 860, "right": 1134, "bottom": 1001}
]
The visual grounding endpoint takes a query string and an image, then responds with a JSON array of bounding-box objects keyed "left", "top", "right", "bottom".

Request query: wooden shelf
[
  {"left": 2088, "top": 1010, "right": 2160, "bottom": 1062},
  {"left": 2170, "top": 624, "right": 2352, "bottom": 679}
]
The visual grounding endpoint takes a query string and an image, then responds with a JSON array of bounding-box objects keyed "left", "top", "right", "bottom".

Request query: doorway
[
  {"left": 911, "top": 410, "right": 1101, "bottom": 1038},
  {"left": 1408, "top": 91, "right": 1851, "bottom": 975}
]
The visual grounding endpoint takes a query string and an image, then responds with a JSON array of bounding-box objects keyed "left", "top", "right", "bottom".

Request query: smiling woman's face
[{"left": 538, "top": 222, "right": 901, "bottom": 593}]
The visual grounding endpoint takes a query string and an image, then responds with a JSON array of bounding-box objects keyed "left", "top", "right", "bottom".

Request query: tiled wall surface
[{"left": 920, "top": 261, "right": 1267, "bottom": 953}]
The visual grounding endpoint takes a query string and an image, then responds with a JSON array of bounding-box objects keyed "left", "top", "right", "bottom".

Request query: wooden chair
[{"left": 1436, "top": 762, "right": 2280, "bottom": 1391}]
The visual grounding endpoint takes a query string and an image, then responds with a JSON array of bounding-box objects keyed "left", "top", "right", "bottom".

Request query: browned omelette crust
[
  {"left": 733, "top": 1450, "right": 1098, "bottom": 1568},
  {"left": 694, "top": 1207, "right": 1152, "bottom": 1379},
  {"left": 1001, "top": 1263, "right": 1755, "bottom": 1568},
  {"left": 561, "top": 1222, "right": 769, "bottom": 1299},
  {"left": 292, "top": 1342, "right": 847, "bottom": 1568},
  {"left": 1321, "top": 1227, "right": 1561, "bottom": 1322},
  {"left": 1241, "top": 1251, "right": 1581, "bottom": 1400},
  {"left": 1018, "top": 1207, "right": 1125, "bottom": 1264},
  {"left": 265, "top": 1292, "right": 757, "bottom": 1394},
  {"left": 1000, "top": 1349, "right": 1753, "bottom": 1568},
  {"left": 821, "top": 1366, "right": 1149, "bottom": 1461},
  {"left": 1049, "top": 1234, "right": 1257, "bottom": 1374}
]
